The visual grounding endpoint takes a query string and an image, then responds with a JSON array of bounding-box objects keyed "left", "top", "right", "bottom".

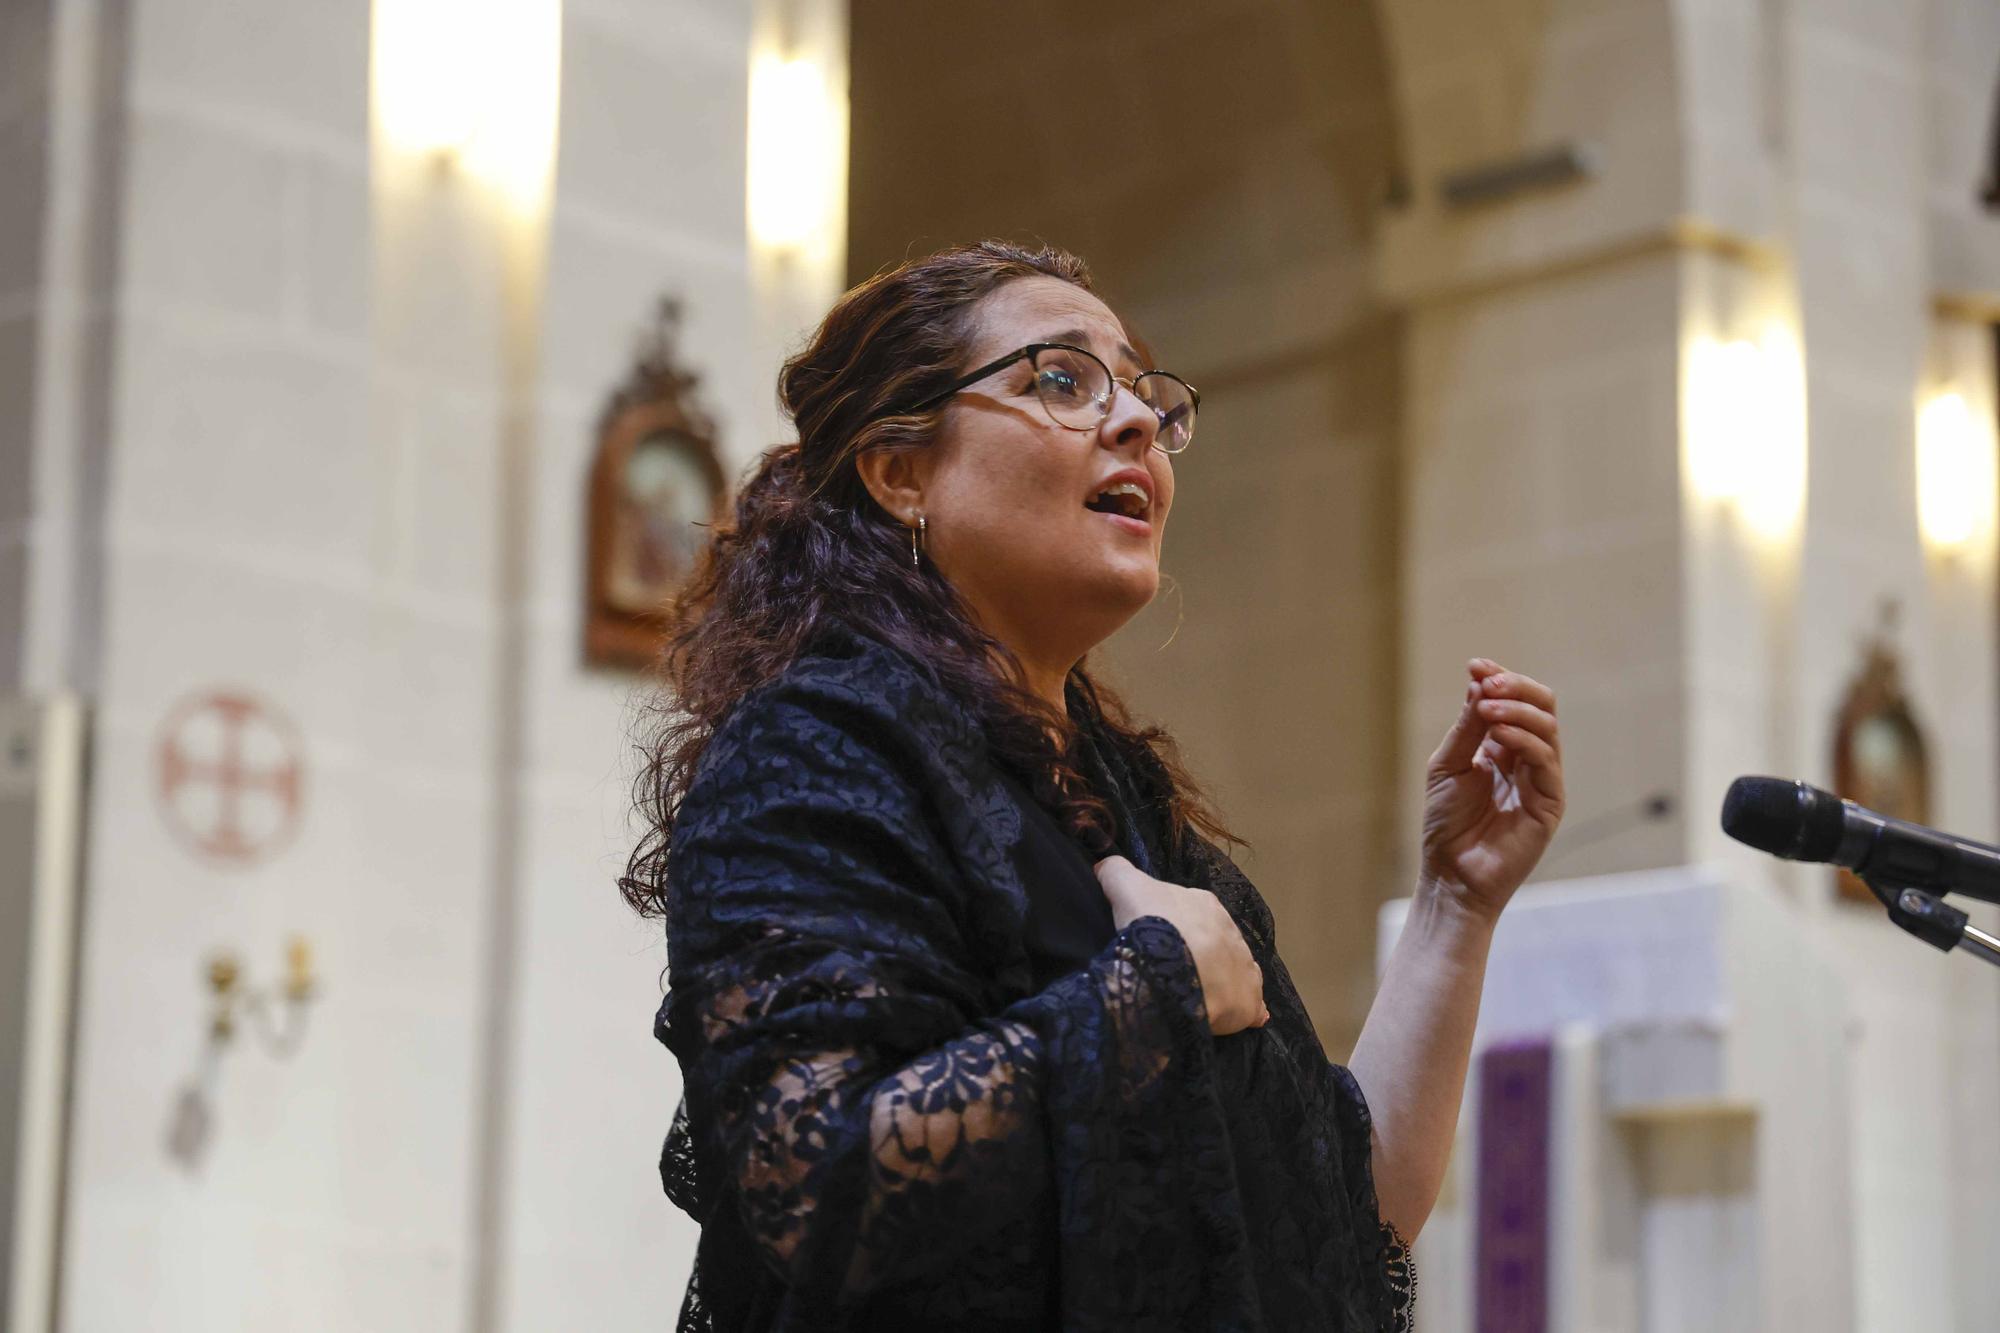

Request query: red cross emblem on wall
[{"left": 155, "top": 690, "right": 305, "bottom": 867}]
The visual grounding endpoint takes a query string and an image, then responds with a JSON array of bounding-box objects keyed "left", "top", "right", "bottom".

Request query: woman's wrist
[{"left": 1408, "top": 871, "right": 1504, "bottom": 944}]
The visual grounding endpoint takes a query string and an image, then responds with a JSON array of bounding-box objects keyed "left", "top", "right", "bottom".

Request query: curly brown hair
[{"left": 619, "top": 239, "right": 1234, "bottom": 918}]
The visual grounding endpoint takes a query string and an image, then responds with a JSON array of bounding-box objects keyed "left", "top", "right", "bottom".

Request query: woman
[{"left": 625, "top": 241, "right": 1565, "bottom": 1332}]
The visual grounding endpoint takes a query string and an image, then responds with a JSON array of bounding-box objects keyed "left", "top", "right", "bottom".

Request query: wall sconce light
[
  {"left": 1684, "top": 332, "right": 1807, "bottom": 543},
  {"left": 370, "top": 0, "right": 563, "bottom": 208},
  {"left": 1917, "top": 390, "right": 1997, "bottom": 554},
  {"left": 748, "top": 51, "right": 844, "bottom": 254},
  {"left": 167, "top": 936, "right": 321, "bottom": 1167},
  {"left": 205, "top": 934, "right": 319, "bottom": 1058}
]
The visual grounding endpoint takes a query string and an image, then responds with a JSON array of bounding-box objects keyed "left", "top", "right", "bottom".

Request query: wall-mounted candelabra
[
  {"left": 205, "top": 934, "right": 319, "bottom": 1057},
  {"left": 168, "top": 935, "right": 321, "bottom": 1167}
]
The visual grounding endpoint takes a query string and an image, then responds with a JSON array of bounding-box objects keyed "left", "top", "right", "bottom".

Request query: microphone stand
[{"left": 1863, "top": 875, "right": 2000, "bottom": 970}]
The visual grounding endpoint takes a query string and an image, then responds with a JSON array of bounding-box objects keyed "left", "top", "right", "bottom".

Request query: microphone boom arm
[{"left": 1865, "top": 875, "right": 2000, "bottom": 970}]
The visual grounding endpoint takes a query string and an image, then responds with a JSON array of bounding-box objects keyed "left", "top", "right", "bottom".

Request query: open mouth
[{"left": 1084, "top": 481, "right": 1151, "bottom": 522}]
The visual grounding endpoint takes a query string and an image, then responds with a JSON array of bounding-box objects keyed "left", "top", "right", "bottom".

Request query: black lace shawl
[{"left": 652, "top": 625, "right": 1414, "bottom": 1331}]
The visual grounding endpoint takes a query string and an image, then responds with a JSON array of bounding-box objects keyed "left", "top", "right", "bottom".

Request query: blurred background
[{"left": 4, "top": 0, "right": 2000, "bottom": 1329}]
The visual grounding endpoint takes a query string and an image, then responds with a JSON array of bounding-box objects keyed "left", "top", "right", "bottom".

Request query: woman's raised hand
[
  {"left": 1421, "top": 658, "right": 1566, "bottom": 924},
  {"left": 1094, "top": 855, "right": 1270, "bottom": 1035}
]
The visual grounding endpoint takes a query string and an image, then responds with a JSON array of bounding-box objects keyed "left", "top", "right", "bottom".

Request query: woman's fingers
[
  {"left": 1474, "top": 697, "right": 1560, "bottom": 750},
  {"left": 1427, "top": 670, "right": 1490, "bottom": 774},
  {"left": 1485, "top": 723, "right": 1565, "bottom": 805},
  {"left": 1477, "top": 667, "right": 1556, "bottom": 715},
  {"left": 1484, "top": 722, "right": 1558, "bottom": 769}
]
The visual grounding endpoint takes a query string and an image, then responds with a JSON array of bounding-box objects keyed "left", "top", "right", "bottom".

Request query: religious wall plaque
[
  {"left": 155, "top": 688, "right": 305, "bottom": 868},
  {"left": 1831, "top": 610, "right": 1930, "bottom": 904},
  {"left": 584, "top": 298, "right": 729, "bottom": 670}
]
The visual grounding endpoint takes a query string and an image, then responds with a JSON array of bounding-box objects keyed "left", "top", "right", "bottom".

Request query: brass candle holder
[{"left": 204, "top": 934, "right": 319, "bottom": 1057}]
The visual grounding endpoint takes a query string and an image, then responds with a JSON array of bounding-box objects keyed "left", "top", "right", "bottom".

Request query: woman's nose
[{"left": 1098, "top": 381, "right": 1160, "bottom": 453}]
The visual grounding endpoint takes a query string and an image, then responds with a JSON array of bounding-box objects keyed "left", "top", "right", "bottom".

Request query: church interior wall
[
  {"left": 21, "top": 0, "right": 746, "bottom": 1326},
  {"left": 53, "top": 1, "right": 505, "bottom": 1327}
]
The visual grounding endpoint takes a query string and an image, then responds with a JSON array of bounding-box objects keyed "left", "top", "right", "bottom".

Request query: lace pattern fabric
[{"left": 654, "top": 625, "right": 1412, "bottom": 1331}]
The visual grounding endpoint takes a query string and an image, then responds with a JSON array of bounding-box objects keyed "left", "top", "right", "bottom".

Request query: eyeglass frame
[{"left": 896, "top": 341, "right": 1202, "bottom": 453}]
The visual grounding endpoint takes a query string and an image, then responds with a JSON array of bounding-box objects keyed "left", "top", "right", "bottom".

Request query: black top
[
  {"left": 993, "top": 762, "right": 1116, "bottom": 989},
  {"left": 653, "top": 623, "right": 1413, "bottom": 1331}
]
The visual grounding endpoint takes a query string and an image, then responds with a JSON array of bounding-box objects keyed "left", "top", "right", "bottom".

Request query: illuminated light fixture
[
  {"left": 370, "top": 0, "right": 562, "bottom": 208},
  {"left": 1684, "top": 332, "right": 1806, "bottom": 542},
  {"left": 1917, "top": 390, "right": 1997, "bottom": 552},
  {"left": 748, "top": 53, "right": 842, "bottom": 252}
]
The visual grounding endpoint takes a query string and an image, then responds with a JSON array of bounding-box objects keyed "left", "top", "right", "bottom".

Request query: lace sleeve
[
  {"left": 659, "top": 674, "right": 1232, "bottom": 1312},
  {"left": 1382, "top": 1220, "right": 1417, "bottom": 1333},
  {"left": 673, "top": 913, "right": 1204, "bottom": 1300}
]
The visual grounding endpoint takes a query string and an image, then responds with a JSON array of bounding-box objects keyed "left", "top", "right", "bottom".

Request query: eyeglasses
[{"left": 901, "top": 342, "right": 1200, "bottom": 454}]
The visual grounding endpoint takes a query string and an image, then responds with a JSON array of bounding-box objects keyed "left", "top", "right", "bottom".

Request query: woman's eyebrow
[{"left": 1041, "top": 327, "right": 1147, "bottom": 374}]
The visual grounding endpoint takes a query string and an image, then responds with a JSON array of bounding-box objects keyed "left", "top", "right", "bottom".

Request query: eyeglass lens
[{"left": 1029, "top": 346, "right": 1196, "bottom": 453}]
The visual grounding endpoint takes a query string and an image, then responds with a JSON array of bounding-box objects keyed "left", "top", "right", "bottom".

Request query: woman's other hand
[
  {"left": 1421, "top": 658, "right": 1566, "bottom": 923},
  {"left": 1094, "top": 855, "right": 1270, "bottom": 1036}
]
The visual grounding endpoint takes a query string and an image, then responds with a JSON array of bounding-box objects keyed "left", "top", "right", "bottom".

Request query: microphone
[{"left": 1720, "top": 776, "right": 2000, "bottom": 907}]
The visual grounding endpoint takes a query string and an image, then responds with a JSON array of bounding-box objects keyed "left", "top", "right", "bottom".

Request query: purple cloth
[{"left": 1476, "top": 1038, "right": 1553, "bottom": 1333}]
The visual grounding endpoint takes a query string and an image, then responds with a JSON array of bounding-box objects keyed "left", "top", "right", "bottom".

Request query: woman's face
[{"left": 911, "top": 276, "right": 1177, "bottom": 665}]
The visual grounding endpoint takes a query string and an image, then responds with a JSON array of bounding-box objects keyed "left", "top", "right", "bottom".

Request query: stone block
[
  {"left": 1677, "top": 0, "right": 1768, "bottom": 142},
  {"left": 321, "top": 989, "right": 481, "bottom": 1268},
  {"left": 568, "top": 0, "right": 747, "bottom": 64},
  {"left": 523, "top": 395, "right": 592, "bottom": 611},
  {"left": 350, "top": 600, "right": 498, "bottom": 781},
  {"left": 1409, "top": 393, "right": 1548, "bottom": 564},
  {"left": 296, "top": 153, "right": 369, "bottom": 343},
  {"left": 0, "top": 311, "right": 36, "bottom": 517},
  {"left": 1127, "top": 4, "right": 1304, "bottom": 173},
  {"left": 1543, "top": 370, "right": 1678, "bottom": 550},
  {"left": 523, "top": 604, "right": 645, "bottom": 789},
  {"left": 1929, "top": 75, "right": 1995, "bottom": 208},
  {"left": 1410, "top": 301, "right": 1543, "bottom": 413},
  {"left": 306, "top": 768, "right": 487, "bottom": 997},
  {"left": 368, "top": 167, "right": 510, "bottom": 389},
  {"left": 123, "top": 109, "right": 290, "bottom": 321},
  {"left": 1793, "top": 29, "right": 1924, "bottom": 207},
  {"left": 109, "top": 316, "right": 376, "bottom": 572},
  {"left": 556, "top": 11, "right": 746, "bottom": 247},
  {"left": 327, "top": 1237, "right": 465, "bottom": 1333},
  {"left": 1518, "top": 7, "right": 1679, "bottom": 154},
  {"left": 1927, "top": 0, "right": 2000, "bottom": 103},
  {"left": 0, "top": 99, "right": 50, "bottom": 304},
  {"left": 129, "top": 0, "right": 368, "bottom": 144},
  {"left": 1801, "top": 379, "right": 1919, "bottom": 544},
  {"left": 538, "top": 213, "right": 754, "bottom": 415},
  {"left": 1793, "top": 0, "right": 1922, "bottom": 65},
  {"left": 399, "top": 388, "right": 503, "bottom": 603},
  {"left": 1399, "top": 60, "right": 1508, "bottom": 185},
  {"left": 0, "top": 534, "right": 25, "bottom": 691},
  {"left": 1511, "top": 251, "right": 1679, "bottom": 367}
]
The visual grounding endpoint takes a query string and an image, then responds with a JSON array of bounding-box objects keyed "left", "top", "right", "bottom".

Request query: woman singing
[{"left": 625, "top": 241, "right": 1565, "bottom": 1332}]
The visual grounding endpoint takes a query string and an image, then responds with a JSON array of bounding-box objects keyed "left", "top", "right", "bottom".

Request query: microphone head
[{"left": 1721, "top": 776, "right": 1844, "bottom": 862}]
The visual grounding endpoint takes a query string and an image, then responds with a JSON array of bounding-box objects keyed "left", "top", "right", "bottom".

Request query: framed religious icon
[
  {"left": 584, "top": 299, "right": 729, "bottom": 670},
  {"left": 1830, "top": 611, "right": 1931, "bottom": 904}
]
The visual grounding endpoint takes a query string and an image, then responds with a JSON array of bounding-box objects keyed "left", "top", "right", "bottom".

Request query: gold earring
[{"left": 909, "top": 513, "right": 926, "bottom": 567}]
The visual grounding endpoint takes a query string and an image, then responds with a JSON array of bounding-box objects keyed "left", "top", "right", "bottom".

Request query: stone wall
[{"left": 15, "top": 0, "right": 774, "bottom": 1326}]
